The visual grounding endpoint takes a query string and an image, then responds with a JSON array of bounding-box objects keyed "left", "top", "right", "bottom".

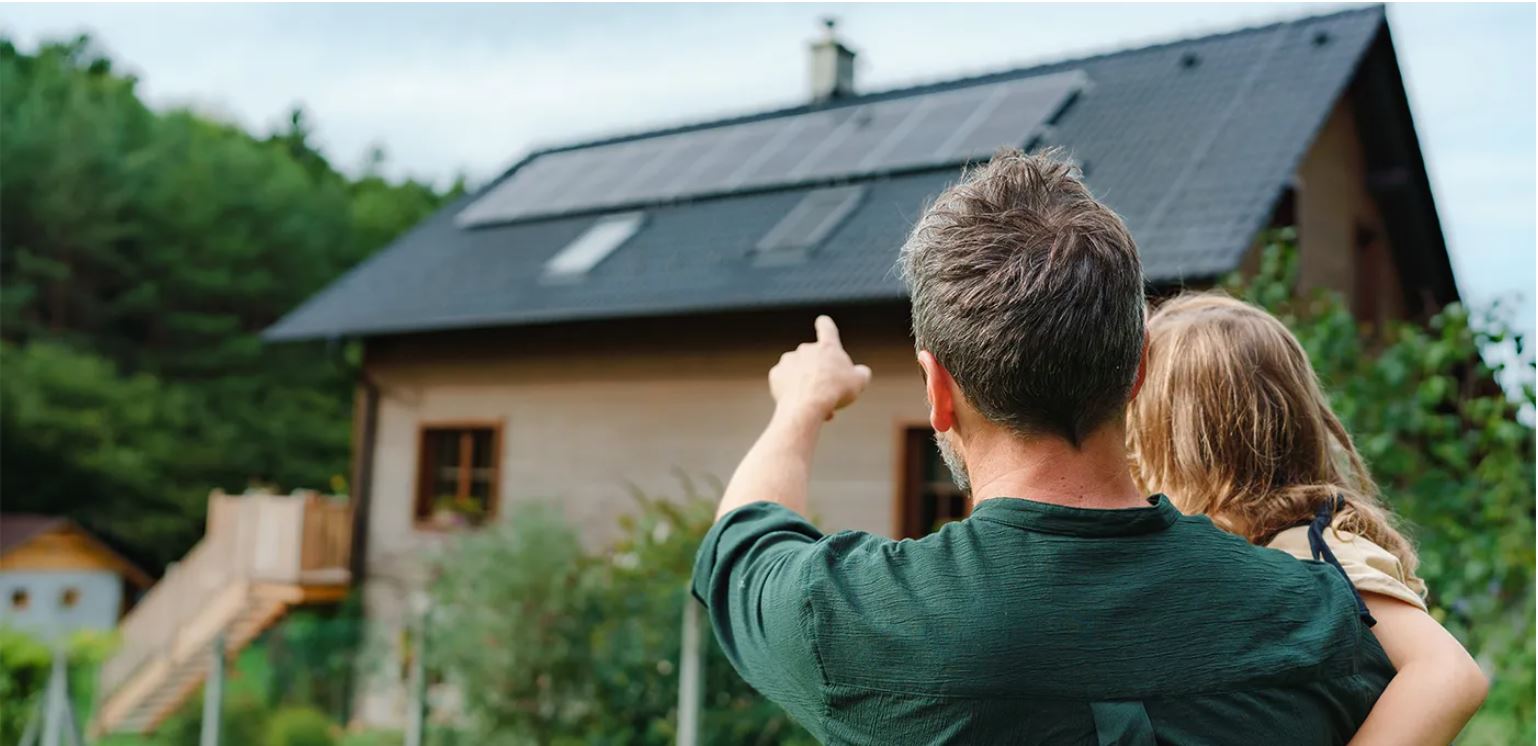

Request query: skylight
[
  {"left": 543, "top": 212, "right": 645, "bottom": 282},
  {"left": 753, "top": 185, "right": 866, "bottom": 266}
]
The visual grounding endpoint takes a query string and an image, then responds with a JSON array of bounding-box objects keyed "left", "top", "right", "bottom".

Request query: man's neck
[{"left": 965, "top": 422, "right": 1146, "bottom": 511}]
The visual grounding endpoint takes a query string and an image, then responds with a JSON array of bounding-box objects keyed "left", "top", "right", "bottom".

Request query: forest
[{"left": 0, "top": 35, "right": 458, "bottom": 570}]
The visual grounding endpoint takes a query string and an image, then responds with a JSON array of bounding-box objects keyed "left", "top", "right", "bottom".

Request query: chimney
[{"left": 809, "top": 18, "right": 856, "bottom": 102}]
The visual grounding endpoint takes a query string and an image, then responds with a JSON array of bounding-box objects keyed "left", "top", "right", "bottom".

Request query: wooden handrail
[{"left": 98, "top": 490, "right": 351, "bottom": 707}]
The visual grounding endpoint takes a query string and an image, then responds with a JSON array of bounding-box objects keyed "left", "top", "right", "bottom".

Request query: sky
[{"left": 2, "top": 2, "right": 1534, "bottom": 337}]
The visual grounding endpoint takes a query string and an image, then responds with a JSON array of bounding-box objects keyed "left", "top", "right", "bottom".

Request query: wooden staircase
[{"left": 94, "top": 491, "right": 351, "bottom": 736}]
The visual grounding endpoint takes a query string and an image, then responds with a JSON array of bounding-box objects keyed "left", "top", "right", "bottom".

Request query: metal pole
[
  {"left": 199, "top": 633, "right": 226, "bottom": 746},
  {"left": 676, "top": 597, "right": 704, "bottom": 746},
  {"left": 18, "top": 710, "right": 39, "bottom": 746},
  {"left": 40, "top": 645, "right": 75, "bottom": 746},
  {"left": 404, "top": 598, "right": 428, "bottom": 746}
]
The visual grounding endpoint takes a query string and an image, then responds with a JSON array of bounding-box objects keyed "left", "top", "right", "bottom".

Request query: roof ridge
[{"left": 516, "top": 3, "right": 1382, "bottom": 160}]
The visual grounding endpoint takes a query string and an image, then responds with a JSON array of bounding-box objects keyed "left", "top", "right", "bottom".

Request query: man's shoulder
[{"left": 795, "top": 512, "right": 1389, "bottom": 701}]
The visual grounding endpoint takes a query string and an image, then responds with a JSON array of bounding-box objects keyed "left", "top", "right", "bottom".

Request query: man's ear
[
  {"left": 917, "top": 350, "right": 957, "bottom": 433},
  {"left": 1128, "top": 334, "right": 1149, "bottom": 402}
]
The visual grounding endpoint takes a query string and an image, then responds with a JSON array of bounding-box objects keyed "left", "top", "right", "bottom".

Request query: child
[{"left": 1126, "top": 293, "right": 1488, "bottom": 746}]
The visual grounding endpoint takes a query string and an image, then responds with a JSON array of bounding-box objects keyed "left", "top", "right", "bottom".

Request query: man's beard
[{"left": 934, "top": 431, "right": 971, "bottom": 493}]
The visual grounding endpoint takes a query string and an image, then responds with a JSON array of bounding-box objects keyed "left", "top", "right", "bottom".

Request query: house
[
  {"left": 0, "top": 514, "right": 152, "bottom": 640},
  {"left": 264, "top": 5, "right": 1458, "bottom": 725}
]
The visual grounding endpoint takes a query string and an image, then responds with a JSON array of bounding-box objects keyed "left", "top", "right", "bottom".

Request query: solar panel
[
  {"left": 866, "top": 85, "right": 995, "bottom": 171},
  {"left": 459, "top": 69, "right": 1086, "bottom": 227},
  {"left": 540, "top": 140, "right": 662, "bottom": 216},
  {"left": 797, "top": 98, "right": 922, "bottom": 180},
  {"left": 738, "top": 107, "right": 856, "bottom": 188},
  {"left": 689, "top": 119, "right": 790, "bottom": 196},
  {"left": 753, "top": 185, "right": 866, "bottom": 265},
  {"left": 612, "top": 129, "right": 725, "bottom": 201},
  {"left": 604, "top": 135, "right": 693, "bottom": 205},
  {"left": 944, "top": 71, "right": 1087, "bottom": 161}
]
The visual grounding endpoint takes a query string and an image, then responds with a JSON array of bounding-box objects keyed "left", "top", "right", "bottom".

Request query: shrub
[
  {"left": 426, "top": 485, "right": 814, "bottom": 745},
  {"left": 337, "top": 729, "right": 402, "bottom": 746},
  {"left": 0, "top": 626, "right": 113, "bottom": 743},
  {"left": 266, "top": 706, "right": 338, "bottom": 746},
  {"left": 156, "top": 688, "right": 271, "bottom": 746},
  {"left": 1224, "top": 233, "right": 1535, "bottom": 743},
  {"left": 427, "top": 502, "right": 595, "bottom": 743}
]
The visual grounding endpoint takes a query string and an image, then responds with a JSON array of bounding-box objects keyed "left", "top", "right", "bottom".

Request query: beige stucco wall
[{"left": 364, "top": 309, "right": 925, "bottom": 549}]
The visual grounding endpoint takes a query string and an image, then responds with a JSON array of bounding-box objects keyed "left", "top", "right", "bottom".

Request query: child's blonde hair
[{"left": 1126, "top": 292, "right": 1419, "bottom": 577}]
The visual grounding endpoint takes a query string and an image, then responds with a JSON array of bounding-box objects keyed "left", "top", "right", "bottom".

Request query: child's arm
[{"left": 1348, "top": 593, "right": 1488, "bottom": 746}]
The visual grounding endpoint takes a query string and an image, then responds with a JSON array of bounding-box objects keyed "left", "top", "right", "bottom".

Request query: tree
[{"left": 0, "top": 35, "right": 456, "bottom": 568}]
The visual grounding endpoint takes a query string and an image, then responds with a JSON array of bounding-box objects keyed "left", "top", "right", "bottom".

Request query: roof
[
  {"left": 0, "top": 514, "right": 67, "bottom": 554},
  {"left": 1, "top": 514, "right": 154, "bottom": 588},
  {"left": 267, "top": 5, "right": 1413, "bottom": 342}
]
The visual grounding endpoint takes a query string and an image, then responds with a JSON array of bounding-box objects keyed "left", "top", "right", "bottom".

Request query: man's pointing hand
[{"left": 769, "top": 315, "right": 873, "bottom": 421}]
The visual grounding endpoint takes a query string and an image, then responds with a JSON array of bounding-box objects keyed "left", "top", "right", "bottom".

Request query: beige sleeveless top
[{"left": 1268, "top": 525, "right": 1428, "bottom": 610}]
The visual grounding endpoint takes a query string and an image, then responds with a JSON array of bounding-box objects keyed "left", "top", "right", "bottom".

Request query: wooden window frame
[
  {"left": 413, "top": 420, "right": 504, "bottom": 530},
  {"left": 891, "top": 421, "right": 969, "bottom": 539}
]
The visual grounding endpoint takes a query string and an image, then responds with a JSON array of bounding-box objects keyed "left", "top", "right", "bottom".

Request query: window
[
  {"left": 416, "top": 424, "right": 502, "bottom": 529},
  {"left": 1268, "top": 184, "right": 1297, "bottom": 230},
  {"left": 10, "top": 589, "right": 28, "bottom": 610},
  {"left": 898, "top": 427, "right": 968, "bottom": 538},
  {"left": 60, "top": 587, "right": 80, "bottom": 609},
  {"left": 753, "top": 185, "right": 866, "bottom": 266},
  {"left": 542, "top": 212, "right": 645, "bottom": 282}
]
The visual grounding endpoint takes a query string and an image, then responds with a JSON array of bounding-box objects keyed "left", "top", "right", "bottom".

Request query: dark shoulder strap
[{"left": 1307, "top": 495, "right": 1377, "bottom": 627}]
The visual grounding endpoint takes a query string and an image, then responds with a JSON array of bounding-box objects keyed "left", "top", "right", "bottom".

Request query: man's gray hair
[{"left": 899, "top": 148, "right": 1146, "bottom": 446}]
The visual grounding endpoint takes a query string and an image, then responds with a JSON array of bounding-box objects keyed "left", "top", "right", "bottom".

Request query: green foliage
[
  {"left": 427, "top": 486, "right": 815, "bottom": 745},
  {"left": 1224, "top": 232, "right": 1536, "bottom": 744},
  {"left": 428, "top": 503, "right": 594, "bottom": 744},
  {"left": 265, "top": 707, "right": 339, "bottom": 746},
  {"left": 0, "top": 35, "right": 455, "bottom": 568},
  {"left": 155, "top": 689, "right": 273, "bottom": 746},
  {"left": 337, "top": 730, "right": 404, "bottom": 746},
  {"left": 264, "top": 597, "right": 366, "bottom": 723},
  {"left": 0, "top": 627, "right": 113, "bottom": 743}
]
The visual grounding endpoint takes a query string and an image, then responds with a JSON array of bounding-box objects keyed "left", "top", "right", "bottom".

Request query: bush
[
  {"left": 428, "top": 502, "right": 594, "bottom": 743},
  {"left": 337, "top": 730, "right": 402, "bottom": 746},
  {"left": 264, "top": 597, "right": 365, "bottom": 723},
  {"left": 0, "top": 626, "right": 113, "bottom": 743},
  {"left": 266, "top": 707, "right": 338, "bottom": 746},
  {"left": 156, "top": 689, "right": 271, "bottom": 746},
  {"left": 427, "top": 485, "right": 814, "bottom": 745}
]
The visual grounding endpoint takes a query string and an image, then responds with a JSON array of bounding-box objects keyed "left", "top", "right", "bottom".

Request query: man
[{"left": 691, "top": 150, "right": 1393, "bottom": 744}]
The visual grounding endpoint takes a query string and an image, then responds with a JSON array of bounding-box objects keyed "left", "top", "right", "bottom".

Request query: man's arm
[
  {"left": 690, "top": 316, "right": 871, "bottom": 737},
  {"left": 715, "top": 315, "right": 872, "bottom": 520}
]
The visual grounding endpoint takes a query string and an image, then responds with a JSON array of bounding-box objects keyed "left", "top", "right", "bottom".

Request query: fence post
[
  {"left": 676, "top": 595, "right": 704, "bottom": 746},
  {"left": 33, "top": 645, "right": 81, "bottom": 746},
  {"left": 405, "top": 595, "right": 429, "bottom": 746},
  {"left": 199, "top": 633, "right": 225, "bottom": 746}
]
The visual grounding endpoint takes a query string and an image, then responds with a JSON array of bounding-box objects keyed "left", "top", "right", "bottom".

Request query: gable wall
[{"left": 1291, "top": 96, "right": 1408, "bottom": 323}]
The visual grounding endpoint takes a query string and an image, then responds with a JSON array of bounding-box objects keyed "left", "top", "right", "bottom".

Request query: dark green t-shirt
[{"left": 692, "top": 496, "right": 1393, "bottom": 745}]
